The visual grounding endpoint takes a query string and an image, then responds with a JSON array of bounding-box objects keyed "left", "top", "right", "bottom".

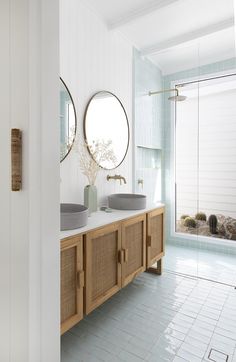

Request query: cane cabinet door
[
  {"left": 146, "top": 207, "right": 165, "bottom": 268},
  {"left": 121, "top": 214, "right": 146, "bottom": 287},
  {"left": 85, "top": 223, "right": 122, "bottom": 314},
  {"left": 61, "top": 235, "right": 84, "bottom": 334}
]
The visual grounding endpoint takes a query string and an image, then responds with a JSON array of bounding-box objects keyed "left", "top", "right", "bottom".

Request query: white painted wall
[
  {"left": 60, "top": 0, "right": 133, "bottom": 206},
  {"left": 0, "top": 1, "right": 60, "bottom": 361},
  {"left": 234, "top": 0, "right": 236, "bottom": 50}
]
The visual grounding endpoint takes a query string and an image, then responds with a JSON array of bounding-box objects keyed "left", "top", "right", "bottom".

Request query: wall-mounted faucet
[{"left": 107, "top": 174, "right": 127, "bottom": 185}]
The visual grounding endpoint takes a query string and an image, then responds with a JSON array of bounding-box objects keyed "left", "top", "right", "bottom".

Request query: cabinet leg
[{"left": 146, "top": 258, "right": 162, "bottom": 275}]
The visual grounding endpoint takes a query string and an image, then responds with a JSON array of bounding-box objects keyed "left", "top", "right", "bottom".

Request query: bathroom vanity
[{"left": 60, "top": 204, "right": 165, "bottom": 334}]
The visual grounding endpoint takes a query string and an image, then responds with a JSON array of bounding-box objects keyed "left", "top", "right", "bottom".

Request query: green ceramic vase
[{"left": 84, "top": 185, "right": 97, "bottom": 214}]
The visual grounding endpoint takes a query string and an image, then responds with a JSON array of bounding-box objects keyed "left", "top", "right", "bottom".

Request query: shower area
[
  {"left": 164, "top": 70, "right": 236, "bottom": 287},
  {"left": 134, "top": 42, "right": 236, "bottom": 286}
]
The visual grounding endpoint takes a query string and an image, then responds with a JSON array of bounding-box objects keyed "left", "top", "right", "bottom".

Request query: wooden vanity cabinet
[
  {"left": 121, "top": 214, "right": 146, "bottom": 287},
  {"left": 61, "top": 235, "right": 84, "bottom": 334},
  {"left": 60, "top": 206, "right": 165, "bottom": 330},
  {"left": 85, "top": 223, "right": 122, "bottom": 314},
  {"left": 146, "top": 207, "right": 165, "bottom": 273}
]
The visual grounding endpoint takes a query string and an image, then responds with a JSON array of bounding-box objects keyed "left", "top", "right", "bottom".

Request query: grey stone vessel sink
[
  {"left": 108, "top": 193, "right": 147, "bottom": 210},
  {"left": 60, "top": 203, "right": 88, "bottom": 231}
]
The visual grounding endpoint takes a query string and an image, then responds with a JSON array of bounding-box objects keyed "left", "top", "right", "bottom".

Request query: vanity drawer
[
  {"left": 84, "top": 223, "right": 122, "bottom": 314},
  {"left": 146, "top": 207, "right": 165, "bottom": 269},
  {"left": 61, "top": 235, "right": 84, "bottom": 334},
  {"left": 121, "top": 214, "right": 146, "bottom": 287}
]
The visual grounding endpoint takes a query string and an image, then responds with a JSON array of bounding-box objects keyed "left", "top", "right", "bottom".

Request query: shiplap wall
[
  {"left": 60, "top": 0, "right": 133, "bottom": 206},
  {"left": 176, "top": 87, "right": 236, "bottom": 219},
  {"left": 0, "top": 0, "right": 60, "bottom": 361}
]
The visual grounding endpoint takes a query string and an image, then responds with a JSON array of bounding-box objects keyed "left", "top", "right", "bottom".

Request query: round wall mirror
[
  {"left": 84, "top": 91, "right": 130, "bottom": 170},
  {"left": 60, "top": 78, "right": 77, "bottom": 162}
]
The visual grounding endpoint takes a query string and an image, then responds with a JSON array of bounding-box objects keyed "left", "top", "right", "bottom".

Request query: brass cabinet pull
[
  {"left": 11, "top": 129, "right": 22, "bottom": 191},
  {"left": 124, "top": 249, "right": 128, "bottom": 263},
  {"left": 147, "top": 235, "right": 152, "bottom": 247},
  {"left": 118, "top": 250, "right": 124, "bottom": 264},
  {"left": 77, "top": 270, "right": 84, "bottom": 289}
]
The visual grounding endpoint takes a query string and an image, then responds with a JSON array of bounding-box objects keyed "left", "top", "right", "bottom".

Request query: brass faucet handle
[{"left": 138, "top": 179, "right": 144, "bottom": 187}]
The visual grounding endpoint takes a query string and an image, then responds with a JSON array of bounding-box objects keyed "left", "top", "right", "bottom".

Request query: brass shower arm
[{"left": 149, "top": 88, "right": 179, "bottom": 96}]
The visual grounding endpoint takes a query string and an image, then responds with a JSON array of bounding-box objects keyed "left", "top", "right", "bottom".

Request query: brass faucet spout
[
  {"left": 107, "top": 174, "right": 127, "bottom": 185},
  {"left": 120, "top": 176, "right": 127, "bottom": 185}
]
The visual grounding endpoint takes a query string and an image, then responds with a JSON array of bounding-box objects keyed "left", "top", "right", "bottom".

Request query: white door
[{"left": 0, "top": 1, "right": 60, "bottom": 361}]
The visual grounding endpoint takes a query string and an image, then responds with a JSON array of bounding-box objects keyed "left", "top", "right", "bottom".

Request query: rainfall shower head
[
  {"left": 168, "top": 95, "right": 187, "bottom": 102},
  {"left": 149, "top": 88, "right": 187, "bottom": 102}
]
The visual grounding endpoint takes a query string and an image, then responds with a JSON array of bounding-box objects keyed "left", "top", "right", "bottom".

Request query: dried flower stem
[{"left": 78, "top": 138, "right": 117, "bottom": 185}]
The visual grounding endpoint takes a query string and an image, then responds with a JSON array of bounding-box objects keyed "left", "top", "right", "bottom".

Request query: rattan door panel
[
  {"left": 147, "top": 207, "right": 165, "bottom": 268},
  {"left": 121, "top": 215, "right": 146, "bottom": 287},
  {"left": 85, "top": 223, "right": 122, "bottom": 314},
  {"left": 61, "top": 235, "right": 84, "bottom": 334}
]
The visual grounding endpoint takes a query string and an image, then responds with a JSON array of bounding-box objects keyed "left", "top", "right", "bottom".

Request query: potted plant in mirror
[{"left": 79, "top": 139, "right": 116, "bottom": 214}]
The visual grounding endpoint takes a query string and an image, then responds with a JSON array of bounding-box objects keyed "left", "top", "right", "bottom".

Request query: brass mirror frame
[
  {"left": 83, "top": 91, "right": 130, "bottom": 170},
  {"left": 60, "top": 77, "right": 77, "bottom": 163}
]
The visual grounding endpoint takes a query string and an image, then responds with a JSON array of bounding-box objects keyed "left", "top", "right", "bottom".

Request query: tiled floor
[
  {"left": 165, "top": 244, "right": 236, "bottom": 286},
  {"left": 61, "top": 270, "right": 236, "bottom": 361}
]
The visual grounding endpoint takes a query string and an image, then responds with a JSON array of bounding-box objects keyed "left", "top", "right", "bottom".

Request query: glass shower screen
[{"left": 175, "top": 73, "right": 236, "bottom": 285}]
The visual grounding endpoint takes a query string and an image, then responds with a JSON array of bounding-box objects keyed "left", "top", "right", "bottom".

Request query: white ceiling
[{"left": 87, "top": 0, "right": 235, "bottom": 75}]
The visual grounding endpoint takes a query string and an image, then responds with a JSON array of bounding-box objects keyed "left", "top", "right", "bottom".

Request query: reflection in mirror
[
  {"left": 60, "top": 78, "right": 77, "bottom": 162},
  {"left": 84, "top": 91, "right": 129, "bottom": 170}
]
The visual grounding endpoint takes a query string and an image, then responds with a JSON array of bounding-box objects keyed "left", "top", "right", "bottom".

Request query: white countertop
[{"left": 60, "top": 203, "right": 165, "bottom": 240}]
